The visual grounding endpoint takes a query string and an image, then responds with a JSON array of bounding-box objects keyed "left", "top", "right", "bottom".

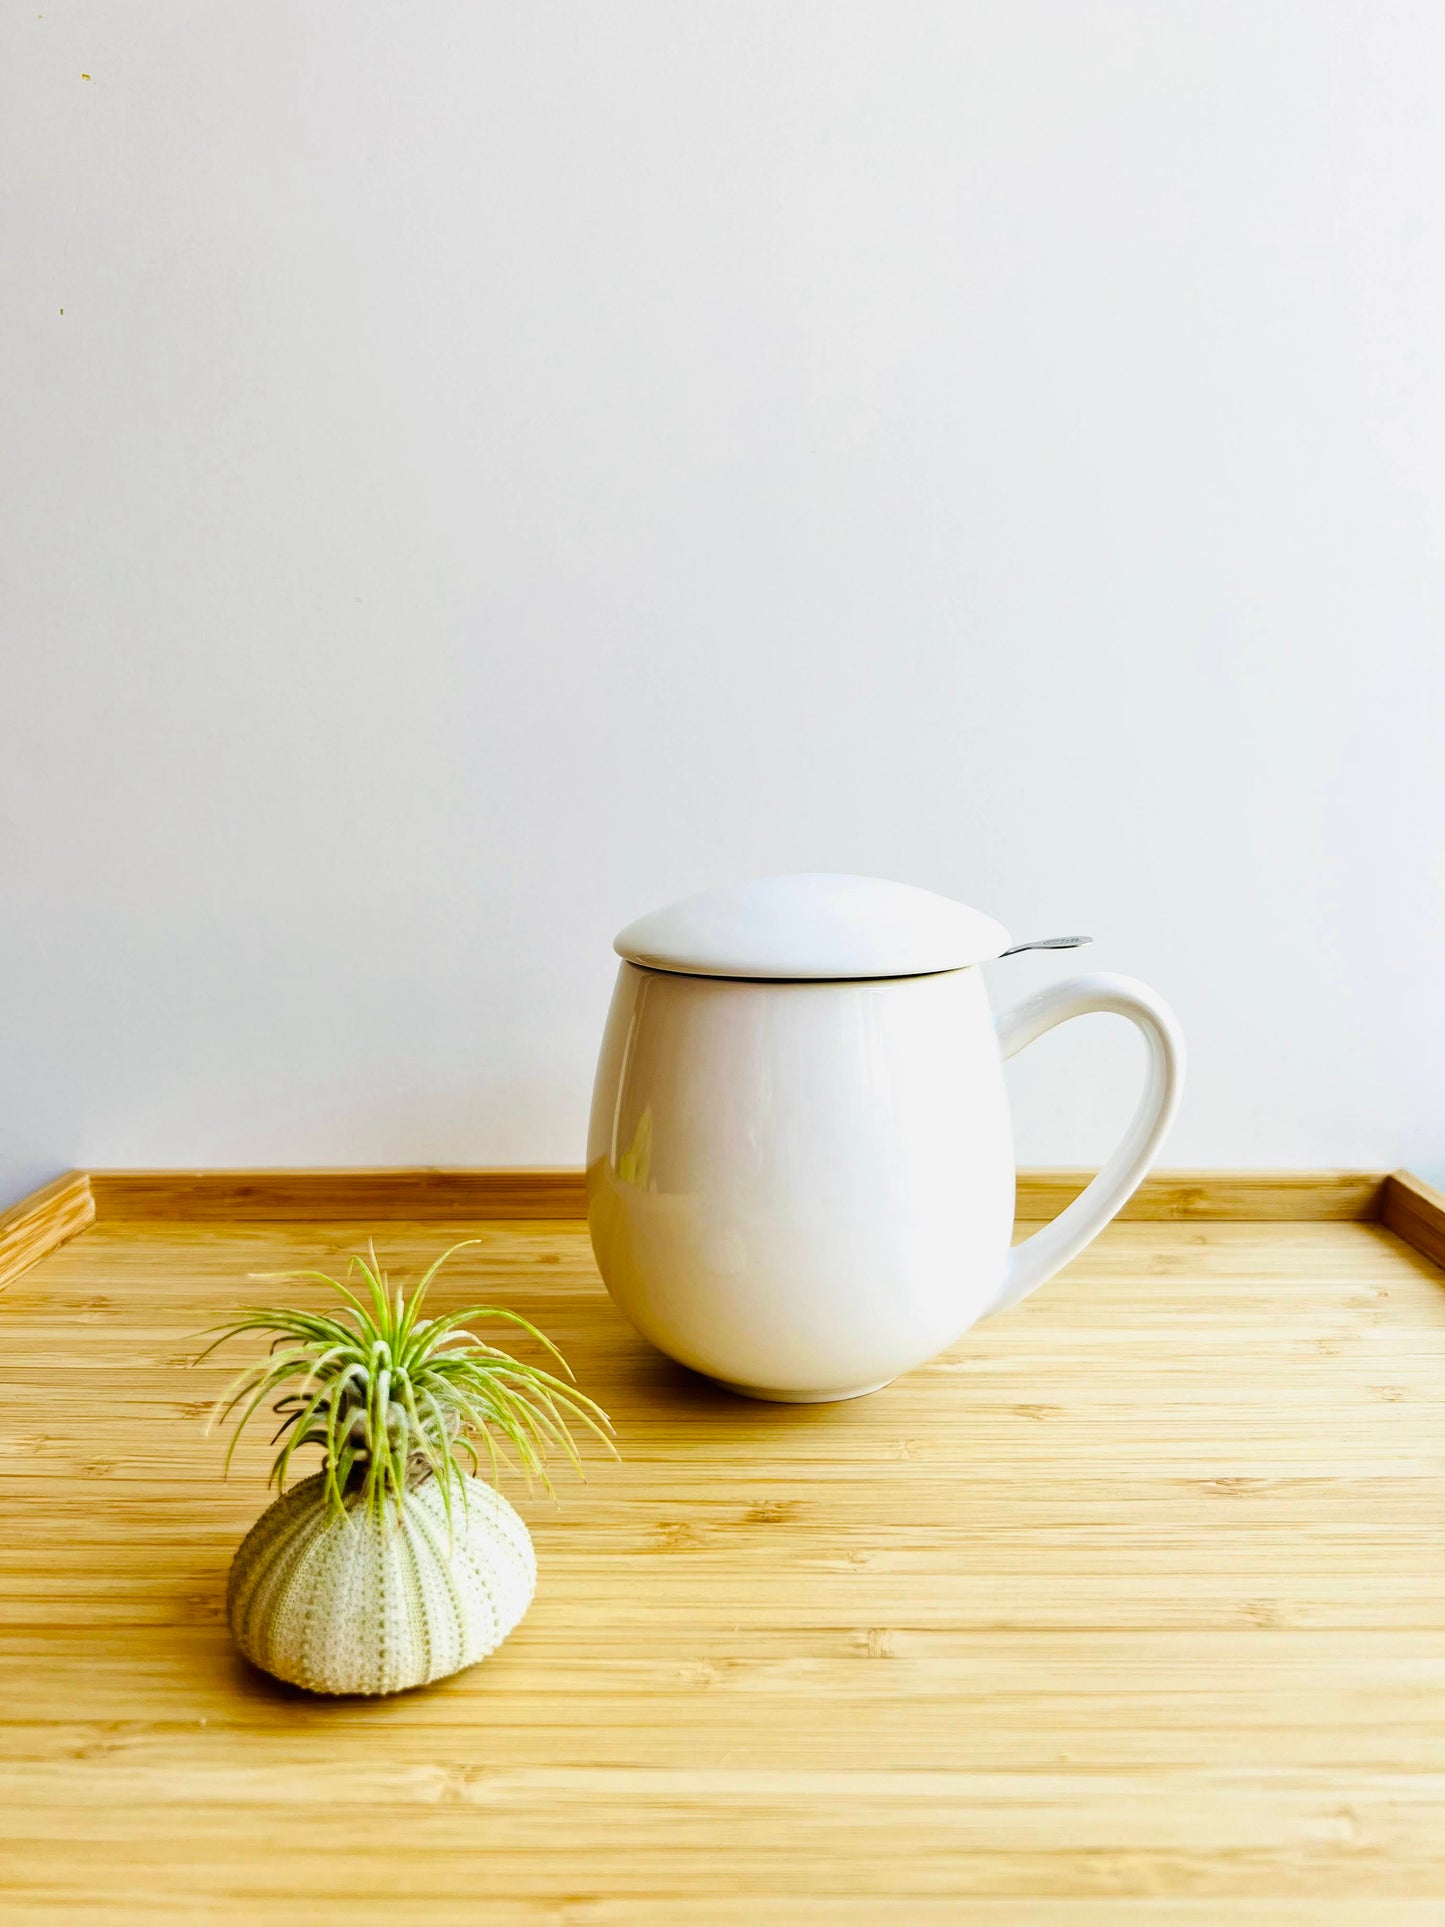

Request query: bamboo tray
[{"left": 2, "top": 1167, "right": 1444, "bottom": 1923}]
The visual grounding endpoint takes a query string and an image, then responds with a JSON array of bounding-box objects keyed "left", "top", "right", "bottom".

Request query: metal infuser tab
[{"left": 1000, "top": 935, "right": 1093, "bottom": 956}]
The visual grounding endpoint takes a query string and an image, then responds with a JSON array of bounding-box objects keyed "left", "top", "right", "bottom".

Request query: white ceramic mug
[{"left": 587, "top": 875, "right": 1184, "bottom": 1402}]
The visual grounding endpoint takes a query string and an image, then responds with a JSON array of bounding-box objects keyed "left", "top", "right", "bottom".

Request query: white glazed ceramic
[
  {"left": 613, "top": 870, "right": 1011, "bottom": 980},
  {"left": 588, "top": 875, "right": 1184, "bottom": 1402}
]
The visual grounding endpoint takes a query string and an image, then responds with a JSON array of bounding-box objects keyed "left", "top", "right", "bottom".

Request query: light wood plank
[
  {"left": 1018, "top": 1168, "right": 1387, "bottom": 1220},
  {"left": 67, "top": 1167, "right": 1390, "bottom": 1225},
  {"left": 5, "top": 1907, "right": 1443, "bottom": 1927},
  {"left": 87, "top": 1167, "right": 587, "bottom": 1221},
  {"left": 1382, "top": 1169, "right": 1445, "bottom": 1271},
  {"left": 0, "top": 1171, "right": 94, "bottom": 1291},
  {"left": 0, "top": 1206, "right": 1442, "bottom": 1918}
]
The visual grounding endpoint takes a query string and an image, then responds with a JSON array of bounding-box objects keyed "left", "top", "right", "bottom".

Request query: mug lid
[{"left": 613, "top": 872, "right": 1010, "bottom": 981}]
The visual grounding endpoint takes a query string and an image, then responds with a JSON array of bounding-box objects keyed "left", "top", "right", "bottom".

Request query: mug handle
[{"left": 985, "top": 972, "right": 1185, "bottom": 1317}]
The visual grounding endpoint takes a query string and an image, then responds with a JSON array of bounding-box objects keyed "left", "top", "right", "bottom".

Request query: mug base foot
[{"left": 709, "top": 1377, "right": 895, "bottom": 1404}]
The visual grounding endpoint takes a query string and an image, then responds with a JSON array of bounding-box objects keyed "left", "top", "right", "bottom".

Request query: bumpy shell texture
[{"left": 227, "top": 1469, "right": 536, "bottom": 1695}]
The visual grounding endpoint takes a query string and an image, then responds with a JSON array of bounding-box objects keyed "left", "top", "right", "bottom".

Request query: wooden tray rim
[{"left": 3, "top": 1165, "right": 1442, "bottom": 1292}]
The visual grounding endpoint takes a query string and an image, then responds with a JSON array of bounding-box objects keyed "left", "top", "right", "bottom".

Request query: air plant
[
  {"left": 201, "top": 1239, "right": 614, "bottom": 1525},
  {"left": 196, "top": 1241, "right": 615, "bottom": 1696}
]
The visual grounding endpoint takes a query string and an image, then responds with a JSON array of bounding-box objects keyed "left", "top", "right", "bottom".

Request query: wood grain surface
[
  {"left": 1013, "top": 1169, "right": 1386, "bottom": 1222},
  {"left": 2, "top": 1207, "right": 1443, "bottom": 1920},
  {"left": 0, "top": 1171, "right": 94, "bottom": 1291},
  {"left": 1382, "top": 1171, "right": 1445, "bottom": 1274},
  {"left": 78, "top": 1166, "right": 1387, "bottom": 1227},
  {"left": 87, "top": 1167, "right": 588, "bottom": 1222}
]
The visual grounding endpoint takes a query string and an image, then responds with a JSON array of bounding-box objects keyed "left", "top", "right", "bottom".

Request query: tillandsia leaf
[
  {"left": 351, "top": 1245, "right": 391, "bottom": 1329},
  {"left": 195, "top": 1239, "right": 615, "bottom": 1521},
  {"left": 246, "top": 1269, "right": 379, "bottom": 1334},
  {"left": 420, "top": 1305, "right": 573, "bottom": 1375}
]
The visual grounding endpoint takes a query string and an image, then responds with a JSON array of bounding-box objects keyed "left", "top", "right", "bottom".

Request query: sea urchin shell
[{"left": 227, "top": 1470, "right": 536, "bottom": 1695}]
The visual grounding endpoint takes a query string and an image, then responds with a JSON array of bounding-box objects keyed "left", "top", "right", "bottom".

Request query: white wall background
[{"left": 3, "top": 1, "right": 1443, "bottom": 1208}]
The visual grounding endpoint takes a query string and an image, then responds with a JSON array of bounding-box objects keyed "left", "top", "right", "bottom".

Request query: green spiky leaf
[{"left": 196, "top": 1239, "right": 616, "bottom": 1521}]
